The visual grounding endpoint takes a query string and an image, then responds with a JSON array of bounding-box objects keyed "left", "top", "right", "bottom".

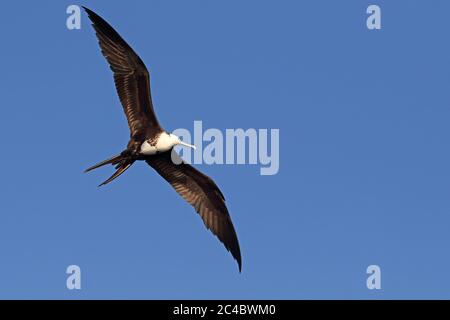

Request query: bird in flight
[{"left": 82, "top": 7, "right": 242, "bottom": 271}]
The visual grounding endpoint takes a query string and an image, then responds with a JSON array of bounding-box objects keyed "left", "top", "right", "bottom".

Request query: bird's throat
[{"left": 140, "top": 132, "right": 174, "bottom": 155}]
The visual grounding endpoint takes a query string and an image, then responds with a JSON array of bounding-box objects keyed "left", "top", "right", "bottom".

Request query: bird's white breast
[{"left": 140, "top": 132, "right": 175, "bottom": 155}]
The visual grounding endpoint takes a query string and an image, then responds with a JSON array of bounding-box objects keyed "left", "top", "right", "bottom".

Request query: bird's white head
[{"left": 169, "top": 133, "right": 196, "bottom": 150}]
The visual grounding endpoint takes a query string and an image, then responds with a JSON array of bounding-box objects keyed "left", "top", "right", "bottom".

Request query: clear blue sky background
[{"left": 0, "top": 0, "right": 449, "bottom": 299}]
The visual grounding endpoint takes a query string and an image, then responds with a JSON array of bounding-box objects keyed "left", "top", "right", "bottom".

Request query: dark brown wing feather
[
  {"left": 83, "top": 7, "right": 162, "bottom": 140},
  {"left": 146, "top": 151, "right": 242, "bottom": 271}
]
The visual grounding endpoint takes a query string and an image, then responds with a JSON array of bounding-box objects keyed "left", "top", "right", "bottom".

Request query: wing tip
[
  {"left": 226, "top": 237, "right": 242, "bottom": 273},
  {"left": 233, "top": 247, "right": 242, "bottom": 273},
  {"left": 81, "top": 6, "right": 98, "bottom": 28},
  {"left": 81, "top": 6, "right": 93, "bottom": 18},
  {"left": 81, "top": 6, "right": 92, "bottom": 14},
  {"left": 82, "top": 6, "right": 103, "bottom": 26}
]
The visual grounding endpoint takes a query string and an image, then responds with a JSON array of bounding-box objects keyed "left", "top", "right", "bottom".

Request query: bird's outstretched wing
[
  {"left": 83, "top": 7, "right": 162, "bottom": 140},
  {"left": 146, "top": 151, "right": 242, "bottom": 271}
]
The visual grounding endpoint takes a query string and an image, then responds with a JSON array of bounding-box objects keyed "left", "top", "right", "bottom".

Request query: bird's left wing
[
  {"left": 83, "top": 7, "right": 162, "bottom": 141},
  {"left": 146, "top": 151, "right": 242, "bottom": 271}
]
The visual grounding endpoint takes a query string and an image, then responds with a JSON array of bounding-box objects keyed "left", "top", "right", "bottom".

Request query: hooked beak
[{"left": 178, "top": 141, "right": 196, "bottom": 150}]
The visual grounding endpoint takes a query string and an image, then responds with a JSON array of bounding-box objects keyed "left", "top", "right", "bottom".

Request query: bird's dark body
[{"left": 82, "top": 7, "right": 242, "bottom": 271}]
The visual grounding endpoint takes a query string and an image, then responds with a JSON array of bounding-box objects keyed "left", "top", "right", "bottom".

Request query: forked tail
[{"left": 85, "top": 151, "right": 135, "bottom": 187}]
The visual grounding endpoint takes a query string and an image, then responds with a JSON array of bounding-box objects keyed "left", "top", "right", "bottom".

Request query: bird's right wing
[
  {"left": 146, "top": 151, "right": 242, "bottom": 271},
  {"left": 83, "top": 7, "right": 162, "bottom": 140}
]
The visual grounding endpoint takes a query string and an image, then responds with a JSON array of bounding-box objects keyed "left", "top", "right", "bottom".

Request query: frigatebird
[{"left": 82, "top": 7, "right": 242, "bottom": 271}]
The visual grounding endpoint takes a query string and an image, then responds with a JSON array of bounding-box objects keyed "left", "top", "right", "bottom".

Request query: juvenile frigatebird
[{"left": 82, "top": 7, "right": 242, "bottom": 271}]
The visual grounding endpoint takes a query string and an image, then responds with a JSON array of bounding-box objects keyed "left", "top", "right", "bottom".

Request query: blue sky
[{"left": 1, "top": 0, "right": 450, "bottom": 299}]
